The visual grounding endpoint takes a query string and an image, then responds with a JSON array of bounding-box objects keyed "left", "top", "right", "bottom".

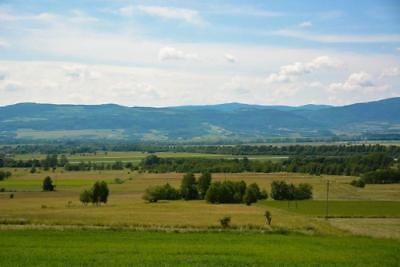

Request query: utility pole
[{"left": 325, "top": 180, "right": 330, "bottom": 220}]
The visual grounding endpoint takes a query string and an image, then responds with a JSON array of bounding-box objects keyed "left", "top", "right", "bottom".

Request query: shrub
[
  {"left": 260, "top": 189, "right": 269, "bottom": 200},
  {"left": 197, "top": 172, "right": 212, "bottom": 199},
  {"left": 80, "top": 189, "right": 92, "bottom": 205},
  {"left": 143, "top": 183, "right": 181, "bottom": 203},
  {"left": 9, "top": 193, "right": 14, "bottom": 199},
  {"left": 180, "top": 173, "right": 198, "bottom": 200},
  {"left": 271, "top": 181, "right": 291, "bottom": 200},
  {"left": 42, "top": 176, "right": 55, "bottom": 191},
  {"left": 350, "top": 179, "right": 366, "bottom": 188},
  {"left": 264, "top": 210, "right": 272, "bottom": 225},
  {"left": 219, "top": 216, "right": 231, "bottom": 228}
]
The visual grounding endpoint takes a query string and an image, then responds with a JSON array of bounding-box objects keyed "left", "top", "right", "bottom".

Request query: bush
[
  {"left": 350, "top": 179, "right": 366, "bottom": 188},
  {"left": 271, "top": 181, "right": 291, "bottom": 200},
  {"left": 114, "top": 178, "right": 124, "bottom": 184},
  {"left": 143, "top": 183, "right": 181, "bottom": 203},
  {"left": 80, "top": 189, "right": 92, "bottom": 205},
  {"left": 180, "top": 173, "right": 198, "bottom": 200},
  {"left": 42, "top": 176, "right": 55, "bottom": 191},
  {"left": 264, "top": 210, "right": 272, "bottom": 225},
  {"left": 219, "top": 216, "right": 231, "bottom": 228}
]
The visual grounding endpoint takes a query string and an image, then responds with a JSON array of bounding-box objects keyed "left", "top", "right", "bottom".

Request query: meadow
[{"left": 0, "top": 229, "right": 399, "bottom": 267}]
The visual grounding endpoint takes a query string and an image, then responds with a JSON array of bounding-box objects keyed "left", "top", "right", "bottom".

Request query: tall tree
[{"left": 180, "top": 173, "right": 198, "bottom": 200}]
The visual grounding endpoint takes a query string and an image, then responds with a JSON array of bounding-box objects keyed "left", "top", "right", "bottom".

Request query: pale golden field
[{"left": 0, "top": 168, "right": 399, "bottom": 238}]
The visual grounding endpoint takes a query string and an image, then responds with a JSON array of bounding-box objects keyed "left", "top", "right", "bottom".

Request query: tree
[
  {"left": 80, "top": 189, "right": 92, "bottom": 205},
  {"left": 197, "top": 172, "right": 212, "bottom": 199},
  {"left": 91, "top": 181, "right": 109, "bottom": 205},
  {"left": 180, "top": 173, "right": 198, "bottom": 200},
  {"left": 42, "top": 176, "right": 55, "bottom": 191},
  {"left": 271, "top": 181, "right": 291, "bottom": 200},
  {"left": 243, "top": 183, "right": 260, "bottom": 205}
]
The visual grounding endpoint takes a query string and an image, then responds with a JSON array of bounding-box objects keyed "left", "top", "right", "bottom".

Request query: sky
[{"left": 0, "top": 0, "right": 399, "bottom": 107}]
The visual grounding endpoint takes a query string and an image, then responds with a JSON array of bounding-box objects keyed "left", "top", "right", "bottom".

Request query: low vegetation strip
[{"left": 0, "top": 229, "right": 399, "bottom": 266}]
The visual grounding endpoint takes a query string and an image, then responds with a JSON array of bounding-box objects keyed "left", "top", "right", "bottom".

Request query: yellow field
[{"left": 1, "top": 168, "right": 399, "bottom": 238}]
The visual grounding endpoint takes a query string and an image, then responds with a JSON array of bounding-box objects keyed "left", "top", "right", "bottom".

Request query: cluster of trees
[
  {"left": 80, "top": 181, "right": 109, "bottom": 205},
  {"left": 2, "top": 143, "right": 400, "bottom": 157},
  {"left": 352, "top": 168, "right": 400, "bottom": 185},
  {"left": 139, "top": 153, "right": 394, "bottom": 176},
  {"left": 270, "top": 181, "right": 313, "bottom": 200},
  {"left": 143, "top": 172, "right": 267, "bottom": 205},
  {"left": 205, "top": 181, "right": 267, "bottom": 205},
  {"left": 0, "top": 170, "right": 11, "bottom": 181}
]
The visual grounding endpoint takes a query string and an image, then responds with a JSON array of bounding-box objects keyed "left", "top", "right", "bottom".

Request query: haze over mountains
[{"left": 0, "top": 97, "right": 399, "bottom": 143}]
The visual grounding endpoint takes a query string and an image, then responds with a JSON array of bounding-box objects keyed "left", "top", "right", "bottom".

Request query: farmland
[{"left": 1, "top": 152, "right": 400, "bottom": 266}]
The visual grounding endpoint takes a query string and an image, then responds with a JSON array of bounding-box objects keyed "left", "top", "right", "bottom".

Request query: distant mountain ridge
[{"left": 0, "top": 97, "right": 399, "bottom": 142}]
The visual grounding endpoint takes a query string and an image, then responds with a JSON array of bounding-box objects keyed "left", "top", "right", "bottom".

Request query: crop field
[
  {"left": 12, "top": 151, "right": 288, "bottom": 164},
  {"left": 0, "top": 229, "right": 399, "bottom": 267}
]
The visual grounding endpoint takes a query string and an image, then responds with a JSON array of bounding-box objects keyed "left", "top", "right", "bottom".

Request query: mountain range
[{"left": 0, "top": 97, "right": 399, "bottom": 143}]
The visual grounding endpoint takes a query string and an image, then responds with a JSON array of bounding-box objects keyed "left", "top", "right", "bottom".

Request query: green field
[
  {"left": 13, "top": 151, "right": 288, "bottom": 164},
  {"left": 259, "top": 200, "right": 400, "bottom": 218},
  {"left": 0, "top": 229, "right": 399, "bottom": 267}
]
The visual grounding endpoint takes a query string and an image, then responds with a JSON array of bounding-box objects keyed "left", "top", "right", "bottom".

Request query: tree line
[
  {"left": 2, "top": 143, "right": 400, "bottom": 157},
  {"left": 143, "top": 172, "right": 313, "bottom": 205},
  {"left": 139, "top": 153, "right": 394, "bottom": 176}
]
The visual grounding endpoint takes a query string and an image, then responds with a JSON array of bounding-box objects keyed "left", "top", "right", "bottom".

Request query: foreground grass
[{"left": 0, "top": 229, "right": 399, "bottom": 266}]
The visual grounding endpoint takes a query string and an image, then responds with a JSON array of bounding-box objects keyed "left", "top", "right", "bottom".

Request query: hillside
[{"left": 0, "top": 97, "right": 399, "bottom": 142}]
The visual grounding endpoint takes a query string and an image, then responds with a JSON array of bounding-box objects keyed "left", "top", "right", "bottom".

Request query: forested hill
[{"left": 0, "top": 97, "right": 399, "bottom": 142}]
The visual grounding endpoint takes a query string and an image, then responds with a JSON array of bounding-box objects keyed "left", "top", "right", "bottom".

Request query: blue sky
[{"left": 0, "top": 0, "right": 399, "bottom": 106}]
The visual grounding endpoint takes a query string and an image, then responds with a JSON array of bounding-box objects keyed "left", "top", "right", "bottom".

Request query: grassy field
[
  {"left": 259, "top": 200, "right": 400, "bottom": 218},
  {"left": 0, "top": 169, "right": 399, "bottom": 237},
  {"left": 0, "top": 229, "right": 399, "bottom": 266},
  {"left": 12, "top": 151, "right": 288, "bottom": 164}
]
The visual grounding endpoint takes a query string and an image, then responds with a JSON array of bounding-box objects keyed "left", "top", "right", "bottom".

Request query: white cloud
[
  {"left": 397, "top": 47, "right": 400, "bottom": 52},
  {"left": 224, "top": 53, "right": 236, "bottom": 63},
  {"left": 118, "top": 5, "right": 203, "bottom": 25},
  {"left": 267, "top": 56, "right": 339, "bottom": 83},
  {"left": 380, "top": 67, "right": 400, "bottom": 78},
  {"left": 158, "top": 46, "right": 199, "bottom": 61},
  {"left": 0, "top": 40, "right": 9, "bottom": 48},
  {"left": 271, "top": 30, "right": 400, "bottom": 43},
  {"left": 298, "top": 21, "right": 312, "bottom": 28},
  {"left": 328, "top": 72, "right": 374, "bottom": 92}
]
